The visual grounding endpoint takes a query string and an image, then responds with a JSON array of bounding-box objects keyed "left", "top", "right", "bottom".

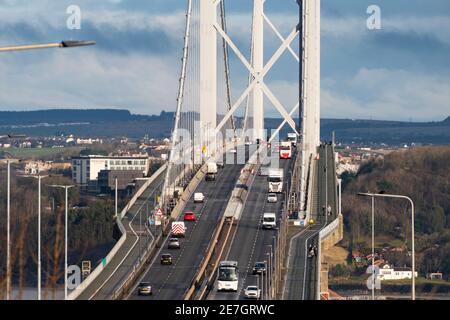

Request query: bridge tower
[
  {"left": 299, "top": 0, "right": 321, "bottom": 214},
  {"left": 252, "top": 0, "right": 265, "bottom": 142},
  {"left": 199, "top": 0, "right": 217, "bottom": 159},
  {"left": 162, "top": 0, "right": 319, "bottom": 215}
]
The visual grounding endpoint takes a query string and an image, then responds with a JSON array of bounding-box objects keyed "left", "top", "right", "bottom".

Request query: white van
[
  {"left": 194, "top": 192, "right": 205, "bottom": 203},
  {"left": 262, "top": 213, "right": 276, "bottom": 229}
]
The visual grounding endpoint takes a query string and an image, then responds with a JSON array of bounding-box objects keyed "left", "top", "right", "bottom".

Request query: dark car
[
  {"left": 137, "top": 282, "right": 152, "bottom": 296},
  {"left": 168, "top": 238, "right": 181, "bottom": 249},
  {"left": 160, "top": 253, "right": 173, "bottom": 265},
  {"left": 252, "top": 262, "right": 267, "bottom": 275}
]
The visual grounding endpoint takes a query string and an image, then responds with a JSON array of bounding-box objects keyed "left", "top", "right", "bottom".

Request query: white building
[
  {"left": 24, "top": 161, "right": 53, "bottom": 175},
  {"left": 71, "top": 155, "right": 149, "bottom": 185},
  {"left": 377, "top": 264, "right": 418, "bottom": 281}
]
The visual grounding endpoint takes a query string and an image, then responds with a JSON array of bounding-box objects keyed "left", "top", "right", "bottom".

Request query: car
[
  {"left": 267, "top": 193, "right": 277, "bottom": 203},
  {"left": 244, "top": 286, "right": 261, "bottom": 299},
  {"left": 168, "top": 238, "right": 180, "bottom": 249},
  {"left": 252, "top": 262, "right": 267, "bottom": 275},
  {"left": 160, "top": 253, "right": 173, "bottom": 265},
  {"left": 217, "top": 161, "right": 225, "bottom": 168},
  {"left": 183, "top": 211, "right": 196, "bottom": 221},
  {"left": 194, "top": 192, "right": 205, "bottom": 203},
  {"left": 137, "top": 282, "right": 152, "bottom": 296}
]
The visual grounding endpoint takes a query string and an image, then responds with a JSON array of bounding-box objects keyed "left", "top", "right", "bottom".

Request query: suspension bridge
[{"left": 69, "top": 0, "right": 343, "bottom": 301}]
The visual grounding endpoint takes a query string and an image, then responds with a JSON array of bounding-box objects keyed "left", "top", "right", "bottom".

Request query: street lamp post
[
  {"left": 19, "top": 174, "right": 48, "bottom": 300},
  {"left": 0, "top": 40, "right": 96, "bottom": 53},
  {"left": 49, "top": 185, "right": 74, "bottom": 300},
  {"left": 337, "top": 178, "right": 342, "bottom": 215},
  {"left": 114, "top": 177, "right": 118, "bottom": 219},
  {"left": 1, "top": 159, "right": 19, "bottom": 300},
  {"left": 358, "top": 192, "right": 416, "bottom": 300}
]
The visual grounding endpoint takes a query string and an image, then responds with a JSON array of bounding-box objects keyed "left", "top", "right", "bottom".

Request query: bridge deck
[
  {"left": 75, "top": 171, "right": 165, "bottom": 300},
  {"left": 129, "top": 163, "right": 244, "bottom": 300},
  {"left": 208, "top": 158, "right": 293, "bottom": 300},
  {"left": 284, "top": 144, "right": 338, "bottom": 300}
]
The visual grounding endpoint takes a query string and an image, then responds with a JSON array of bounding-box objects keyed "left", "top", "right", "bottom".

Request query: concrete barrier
[
  {"left": 67, "top": 164, "right": 167, "bottom": 300},
  {"left": 317, "top": 215, "right": 342, "bottom": 299}
]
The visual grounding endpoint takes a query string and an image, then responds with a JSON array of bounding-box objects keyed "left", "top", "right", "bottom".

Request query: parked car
[
  {"left": 194, "top": 192, "right": 205, "bottom": 203},
  {"left": 168, "top": 238, "right": 180, "bottom": 249},
  {"left": 267, "top": 193, "right": 277, "bottom": 203},
  {"left": 244, "top": 286, "right": 261, "bottom": 299},
  {"left": 252, "top": 262, "right": 267, "bottom": 275},
  {"left": 183, "top": 211, "right": 197, "bottom": 221},
  {"left": 137, "top": 282, "right": 152, "bottom": 296},
  {"left": 160, "top": 253, "right": 173, "bottom": 265}
]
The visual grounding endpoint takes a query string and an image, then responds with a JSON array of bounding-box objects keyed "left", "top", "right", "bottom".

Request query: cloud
[
  {"left": 0, "top": 0, "right": 449, "bottom": 122},
  {"left": 323, "top": 68, "right": 450, "bottom": 121},
  {"left": 0, "top": 50, "right": 179, "bottom": 114}
]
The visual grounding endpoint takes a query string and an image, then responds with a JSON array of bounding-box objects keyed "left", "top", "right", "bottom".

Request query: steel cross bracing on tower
[{"left": 161, "top": 0, "right": 320, "bottom": 217}]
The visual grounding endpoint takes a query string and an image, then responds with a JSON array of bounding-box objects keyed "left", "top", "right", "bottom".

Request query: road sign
[
  {"left": 154, "top": 207, "right": 163, "bottom": 216},
  {"left": 81, "top": 260, "right": 91, "bottom": 279}
]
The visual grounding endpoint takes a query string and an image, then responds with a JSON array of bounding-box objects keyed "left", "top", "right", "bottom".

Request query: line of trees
[{"left": 0, "top": 168, "right": 117, "bottom": 299}]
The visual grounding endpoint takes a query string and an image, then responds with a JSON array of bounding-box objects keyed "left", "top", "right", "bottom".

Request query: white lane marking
[{"left": 89, "top": 179, "right": 163, "bottom": 299}]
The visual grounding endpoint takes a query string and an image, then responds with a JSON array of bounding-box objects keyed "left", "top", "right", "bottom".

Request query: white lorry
[
  {"left": 287, "top": 133, "right": 297, "bottom": 147},
  {"left": 262, "top": 213, "right": 276, "bottom": 229},
  {"left": 205, "top": 161, "right": 218, "bottom": 181},
  {"left": 268, "top": 168, "right": 284, "bottom": 193}
]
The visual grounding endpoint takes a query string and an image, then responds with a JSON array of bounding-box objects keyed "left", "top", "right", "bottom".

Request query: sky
[{"left": 0, "top": 0, "right": 449, "bottom": 122}]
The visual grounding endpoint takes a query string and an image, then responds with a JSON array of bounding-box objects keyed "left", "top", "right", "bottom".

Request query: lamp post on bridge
[
  {"left": 357, "top": 192, "right": 416, "bottom": 300},
  {"left": 0, "top": 40, "right": 95, "bottom": 53}
]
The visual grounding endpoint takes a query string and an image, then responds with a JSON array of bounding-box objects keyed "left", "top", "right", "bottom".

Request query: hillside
[
  {"left": 0, "top": 109, "right": 448, "bottom": 144},
  {"left": 341, "top": 146, "right": 450, "bottom": 278}
]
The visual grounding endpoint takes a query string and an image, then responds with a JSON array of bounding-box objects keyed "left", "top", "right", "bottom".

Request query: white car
[
  {"left": 194, "top": 192, "right": 205, "bottom": 203},
  {"left": 244, "top": 286, "right": 261, "bottom": 299},
  {"left": 267, "top": 193, "right": 277, "bottom": 203}
]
